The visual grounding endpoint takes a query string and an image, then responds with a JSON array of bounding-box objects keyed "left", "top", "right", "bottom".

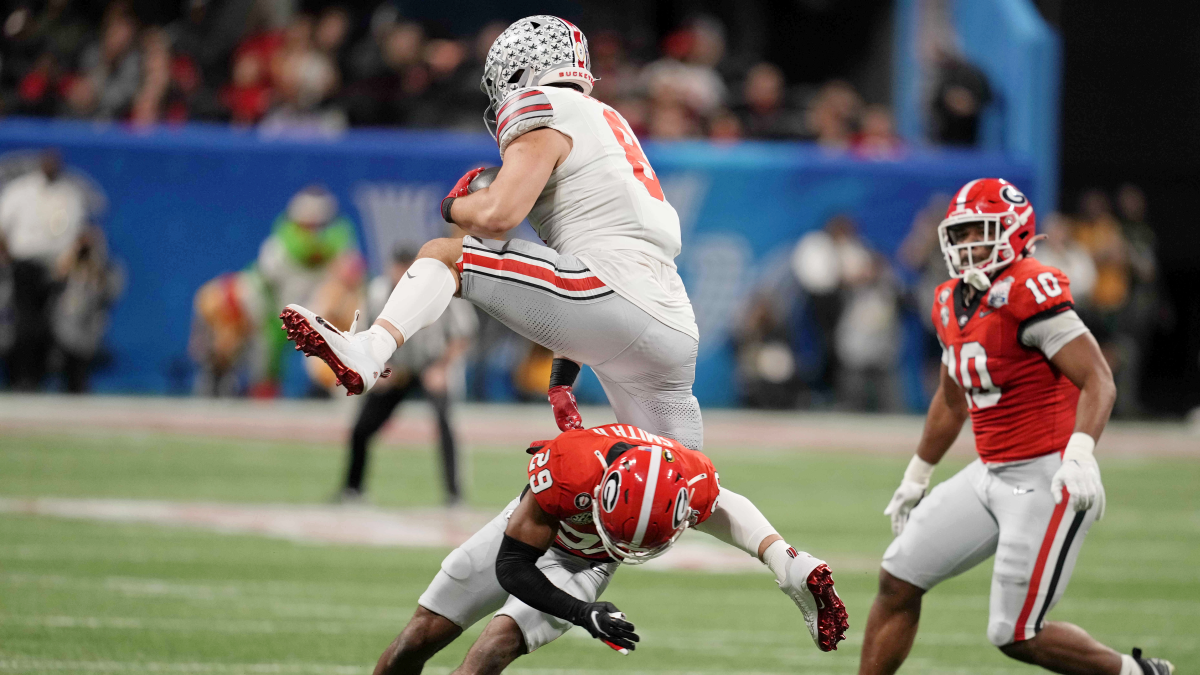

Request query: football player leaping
[
  {"left": 372, "top": 423, "right": 848, "bottom": 674},
  {"left": 279, "top": 15, "right": 704, "bottom": 451},
  {"left": 858, "top": 179, "right": 1173, "bottom": 675}
]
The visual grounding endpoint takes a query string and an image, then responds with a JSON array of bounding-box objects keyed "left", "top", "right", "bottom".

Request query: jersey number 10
[
  {"left": 946, "top": 342, "right": 1002, "bottom": 410},
  {"left": 603, "top": 108, "right": 665, "bottom": 201}
]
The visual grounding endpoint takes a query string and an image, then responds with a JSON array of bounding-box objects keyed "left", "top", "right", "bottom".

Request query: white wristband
[
  {"left": 1063, "top": 432, "right": 1096, "bottom": 461},
  {"left": 903, "top": 455, "right": 936, "bottom": 487}
]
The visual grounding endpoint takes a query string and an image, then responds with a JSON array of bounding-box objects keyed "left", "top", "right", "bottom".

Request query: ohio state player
[
  {"left": 371, "top": 424, "right": 848, "bottom": 675},
  {"left": 278, "top": 15, "right": 704, "bottom": 451},
  {"left": 858, "top": 179, "right": 1173, "bottom": 675}
]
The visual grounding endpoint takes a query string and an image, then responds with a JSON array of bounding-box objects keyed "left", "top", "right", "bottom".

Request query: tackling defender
[
  {"left": 858, "top": 179, "right": 1173, "bottom": 675},
  {"left": 279, "top": 15, "right": 704, "bottom": 450},
  {"left": 371, "top": 423, "right": 848, "bottom": 674}
]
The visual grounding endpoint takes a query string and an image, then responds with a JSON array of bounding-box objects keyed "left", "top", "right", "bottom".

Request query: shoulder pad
[
  {"left": 991, "top": 259, "right": 1073, "bottom": 322},
  {"left": 496, "top": 88, "right": 556, "bottom": 157}
]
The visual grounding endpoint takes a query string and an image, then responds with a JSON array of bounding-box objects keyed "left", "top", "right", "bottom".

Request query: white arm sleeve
[
  {"left": 693, "top": 487, "right": 778, "bottom": 558},
  {"left": 1019, "top": 309, "right": 1090, "bottom": 359}
]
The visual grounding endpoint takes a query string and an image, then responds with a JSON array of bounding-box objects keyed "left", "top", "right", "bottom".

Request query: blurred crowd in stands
[
  {"left": 734, "top": 184, "right": 1165, "bottom": 418},
  {"left": 0, "top": 0, "right": 913, "bottom": 147}
]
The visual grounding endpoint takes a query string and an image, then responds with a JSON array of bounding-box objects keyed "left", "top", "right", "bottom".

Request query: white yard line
[{"left": 0, "top": 498, "right": 766, "bottom": 574}]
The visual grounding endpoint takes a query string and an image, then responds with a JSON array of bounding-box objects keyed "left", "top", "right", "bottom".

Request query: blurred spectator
[
  {"left": 343, "top": 20, "right": 425, "bottom": 126},
  {"left": 852, "top": 105, "right": 902, "bottom": 159},
  {"left": 259, "top": 14, "right": 346, "bottom": 135},
  {"left": 1034, "top": 213, "right": 1097, "bottom": 305},
  {"left": 76, "top": 9, "right": 142, "bottom": 120},
  {"left": 734, "top": 286, "right": 802, "bottom": 409},
  {"left": 806, "top": 80, "right": 862, "bottom": 150},
  {"left": 834, "top": 253, "right": 902, "bottom": 412},
  {"left": 643, "top": 17, "right": 728, "bottom": 121},
  {"left": 0, "top": 150, "right": 88, "bottom": 390},
  {"left": 736, "top": 62, "right": 805, "bottom": 139},
  {"left": 129, "top": 28, "right": 210, "bottom": 125},
  {"left": 791, "top": 214, "right": 872, "bottom": 398},
  {"left": 931, "top": 54, "right": 992, "bottom": 146},
  {"left": 52, "top": 226, "right": 124, "bottom": 392},
  {"left": 255, "top": 185, "right": 360, "bottom": 393},
  {"left": 220, "top": 48, "right": 273, "bottom": 124},
  {"left": 1073, "top": 190, "right": 1129, "bottom": 320},
  {"left": 189, "top": 269, "right": 268, "bottom": 396},
  {"left": 341, "top": 245, "right": 477, "bottom": 504},
  {"left": 897, "top": 192, "right": 953, "bottom": 393},
  {"left": 1071, "top": 188, "right": 1153, "bottom": 416}
]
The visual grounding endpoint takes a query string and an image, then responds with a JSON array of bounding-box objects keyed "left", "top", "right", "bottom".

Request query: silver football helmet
[{"left": 480, "top": 15, "right": 595, "bottom": 139}]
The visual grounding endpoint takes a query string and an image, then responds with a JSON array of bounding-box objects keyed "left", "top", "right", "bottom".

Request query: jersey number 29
[
  {"left": 603, "top": 108, "right": 665, "bottom": 201},
  {"left": 528, "top": 449, "right": 553, "bottom": 493}
]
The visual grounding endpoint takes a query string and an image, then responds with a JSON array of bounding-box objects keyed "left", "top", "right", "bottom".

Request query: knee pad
[{"left": 987, "top": 617, "right": 1018, "bottom": 647}]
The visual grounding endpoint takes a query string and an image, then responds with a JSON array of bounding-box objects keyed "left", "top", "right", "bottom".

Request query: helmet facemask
[{"left": 937, "top": 212, "right": 1020, "bottom": 279}]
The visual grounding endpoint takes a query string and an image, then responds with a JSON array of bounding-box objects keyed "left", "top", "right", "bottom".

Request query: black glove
[{"left": 572, "top": 601, "right": 639, "bottom": 652}]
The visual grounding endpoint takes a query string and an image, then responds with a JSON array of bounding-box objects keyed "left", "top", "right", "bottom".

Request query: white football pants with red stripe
[
  {"left": 881, "top": 452, "right": 1099, "bottom": 646},
  {"left": 457, "top": 236, "right": 703, "bottom": 451}
]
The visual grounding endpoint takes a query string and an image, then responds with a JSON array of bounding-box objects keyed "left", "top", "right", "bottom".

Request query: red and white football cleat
[
  {"left": 777, "top": 549, "right": 849, "bottom": 651},
  {"left": 279, "top": 304, "right": 389, "bottom": 395}
]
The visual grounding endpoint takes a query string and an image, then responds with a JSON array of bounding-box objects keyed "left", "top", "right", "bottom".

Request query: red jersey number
[
  {"left": 602, "top": 108, "right": 665, "bottom": 201},
  {"left": 946, "top": 342, "right": 1002, "bottom": 410}
]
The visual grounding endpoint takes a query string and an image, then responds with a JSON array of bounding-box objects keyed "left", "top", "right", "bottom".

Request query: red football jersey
[
  {"left": 931, "top": 257, "right": 1081, "bottom": 463},
  {"left": 525, "top": 423, "right": 720, "bottom": 561}
]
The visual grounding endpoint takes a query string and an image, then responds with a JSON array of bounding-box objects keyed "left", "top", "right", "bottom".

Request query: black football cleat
[{"left": 1132, "top": 648, "right": 1175, "bottom": 675}]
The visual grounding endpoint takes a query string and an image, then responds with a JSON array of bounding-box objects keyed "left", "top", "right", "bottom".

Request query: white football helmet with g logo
[{"left": 480, "top": 15, "right": 596, "bottom": 138}]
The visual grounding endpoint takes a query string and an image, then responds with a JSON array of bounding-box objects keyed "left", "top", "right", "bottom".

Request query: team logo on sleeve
[
  {"left": 574, "top": 492, "right": 593, "bottom": 510},
  {"left": 671, "top": 487, "right": 691, "bottom": 529},
  {"left": 938, "top": 288, "right": 951, "bottom": 305},
  {"left": 600, "top": 473, "right": 621, "bottom": 513},
  {"left": 987, "top": 276, "right": 1015, "bottom": 308}
]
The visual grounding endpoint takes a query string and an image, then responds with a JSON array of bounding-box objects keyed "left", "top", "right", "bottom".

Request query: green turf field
[{"left": 1, "top": 427, "right": 1196, "bottom": 674}]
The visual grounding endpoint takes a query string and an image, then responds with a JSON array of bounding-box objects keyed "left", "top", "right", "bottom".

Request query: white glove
[
  {"left": 884, "top": 456, "right": 935, "bottom": 536},
  {"left": 1050, "top": 433, "right": 1106, "bottom": 520}
]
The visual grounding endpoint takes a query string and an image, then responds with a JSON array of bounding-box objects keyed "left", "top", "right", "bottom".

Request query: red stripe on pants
[
  {"left": 462, "top": 252, "right": 606, "bottom": 292},
  {"left": 1013, "top": 487, "right": 1070, "bottom": 641}
]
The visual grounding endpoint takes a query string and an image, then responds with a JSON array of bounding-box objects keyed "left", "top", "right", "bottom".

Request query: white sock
[
  {"left": 761, "top": 539, "right": 793, "bottom": 584},
  {"left": 375, "top": 258, "right": 457, "bottom": 344},
  {"left": 362, "top": 325, "right": 397, "bottom": 365},
  {"left": 1119, "top": 654, "right": 1140, "bottom": 675}
]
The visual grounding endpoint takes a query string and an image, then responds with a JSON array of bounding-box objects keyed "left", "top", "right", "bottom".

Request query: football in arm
[{"left": 468, "top": 167, "right": 501, "bottom": 193}]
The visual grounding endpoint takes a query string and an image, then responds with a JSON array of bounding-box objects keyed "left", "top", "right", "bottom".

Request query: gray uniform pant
[
  {"left": 417, "top": 498, "right": 618, "bottom": 652},
  {"left": 459, "top": 236, "right": 703, "bottom": 450},
  {"left": 882, "top": 453, "right": 1098, "bottom": 646}
]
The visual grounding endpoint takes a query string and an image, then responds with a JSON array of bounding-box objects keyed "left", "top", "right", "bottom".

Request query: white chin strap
[{"left": 963, "top": 268, "right": 992, "bottom": 291}]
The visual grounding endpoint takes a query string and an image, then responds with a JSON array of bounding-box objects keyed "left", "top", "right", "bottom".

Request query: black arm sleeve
[
  {"left": 495, "top": 534, "right": 587, "bottom": 625},
  {"left": 548, "top": 357, "right": 581, "bottom": 389}
]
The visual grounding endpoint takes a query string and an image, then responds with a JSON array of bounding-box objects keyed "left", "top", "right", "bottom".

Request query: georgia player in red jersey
[
  {"left": 857, "top": 179, "right": 1174, "bottom": 675},
  {"left": 370, "top": 423, "right": 848, "bottom": 674}
]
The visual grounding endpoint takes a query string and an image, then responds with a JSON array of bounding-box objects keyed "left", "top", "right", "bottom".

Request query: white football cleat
[
  {"left": 279, "top": 304, "right": 389, "bottom": 395},
  {"left": 776, "top": 548, "right": 849, "bottom": 652}
]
